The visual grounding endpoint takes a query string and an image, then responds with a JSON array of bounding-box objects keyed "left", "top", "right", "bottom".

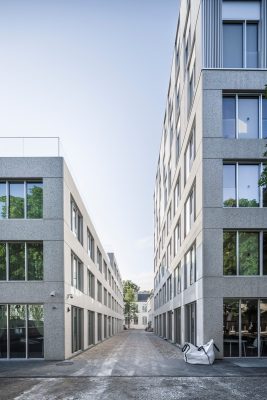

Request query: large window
[
  {"left": 0, "top": 242, "right": 43, "bottom": 281},
  {"left": 223, "top": 22, "right": 258, "bottom": 68},
  {"left": 87, "top": 270, "right": 95, "bottom": 298},
  {"left": 71, "top": 198, "right": 83, "bottom": 244},
  {"left": 72, "top": 306, "right": 82, "bottom": 353},
  {"left": 184, "top": 243, "right": 196, "bottom": 289},
  {"left": 0, "top": 304, "right": 43, "bottom": 359},
  {"left": 185, "top": 302, "right": 197, "bottom": 345},
  {"left": 185, "top": 184, "right": 195, "bottom": 236},
  {"left": 71, "top": 253, "right": 83, "bottom": 291},
  {"left": 174, "top": 219, "right": 181, "bottom": 257},
  {"left": 223, "top": 230, "right": 267, "bottom": 276},
  {"left": 97, "top": 280, "right": 102, "bottom": 303},
  {"left": 88, "top": 311, "right": 95, "bottom": 346},
  {"left": 87, "top": 229, "right": 95, "bottom": 261},
  {"left": 97, "top": 248, "right": 102, "bottom": 273},
  {"left": 173, "top": 173, "right": 181, "bottom": 215},
  {"left": 223, "top": 163, "right": 266, "bottom": 207},
  {"left": 224, "top": 299, "right": 267, "bottom": 357},
  {"left": 223, "top": 96, "right": 266, "bottom": 139},
  {"left": 184, "top": 129, "right": 195, "bottom": 183},
  {"left": 0, "top": 181, "right": 43, "bottom": 219}
]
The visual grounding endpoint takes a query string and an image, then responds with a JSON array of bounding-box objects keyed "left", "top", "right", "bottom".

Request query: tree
[{"left": 123, "top": 280, "right": 139, "bottom": 329}]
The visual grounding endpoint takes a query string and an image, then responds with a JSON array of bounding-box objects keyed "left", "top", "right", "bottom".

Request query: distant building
[{"left": 128, "top": 291, "right": 150, "bottom": 329}]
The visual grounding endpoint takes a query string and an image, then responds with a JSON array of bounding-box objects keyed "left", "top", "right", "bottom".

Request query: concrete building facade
[
  {"left": 153, "top": 0, "right": 267, "bottom": 358},
  {"left": 128, "top": 291, "right": 150, "bottom": 329},
  {"left": 0, "top": 157, "right": 124, "bottom": 360}
]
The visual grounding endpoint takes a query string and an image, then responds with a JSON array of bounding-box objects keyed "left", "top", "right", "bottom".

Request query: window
[
  {"left": 97, "top": 280, "right": 102, "bottom": 303},
  {"left": 97, "top": 248, "right": 102, "bottom": 273},
  {"left": 223, "top": 22, "right": 258, "bottom": 68},
  {"left": 104, "top": 288, "right": 107, "bottom": 306},
  {"left": 185, "top": 184, "right": 195, "bottom": 236},
  {"left": 104, "top": 261, "right": 107, "bottom": 280},
  {"left": 72, "top": 306, "right": 82, "bottom": 353},
  {"left": 186, "top": 302, "right": 196, "bottom": 345},
  {"left": 142, "top": 305, "right": 147, "bottom": 312},
  {"left": 167, "top": 276, "right": 172, "bottom": 301},
  {"left": 71, "top": 253, "right": 83, "bottom": 291},
  {"left": 71, "top": 198, "right": 83, "bottom": 244},
  {"left": 223, "top": 95, "right": 266, "bottom": 139},
  {"left": 142, "top": 316, "right": 147, "bottom": 325},
  {"left": 167, "top": 240, "right": 172, "bottom": 268},
  {"left": 0, "top": 181, "right": 43, "bottom": 219},
  {"left": 167, "top": 205, "right": 172, "bottom": 234},
  {"left": 185, "top": 244, "right": 196, "bottom": 289},
  {"left": 87, "top": 270, "right": 95, "bottom": 298},
  {"left": 188, "top": 60, "right": 195, "bottom": 110},
  {"left": 0, "top": 242, "right": 43, "bottom": 281},
  {"left": 174, "top": 219, "right": 181, "bottom": 257},
  {"left": 223, "top": 163, "right": 266, "bottom": 207},
  {"left": 134, "top": 317, "right": 138, "bottom": 325},
  {"left": 108, "top": 269, "right": 111, "bottom": 286},
  {"left": 223, "top": 231, "right": 265, "bottom": 275},
  {"left": 0, "top": 304, "right": 44, "bottom": 359},
  {"left": 88, "top": 311, "right": 95, "bottom": 346},
  {"left": 97, "top": 313, "right": 102, "bottom": 342},
  {"left": 108, "top": 293, "right": 111, "bottom": 308},
  {"left": 184, "top": 129, "right": 195, "bottom": 183},
  {"left": 87, "top": 229, "right": 95, "bottom": 261},
  {"left": 173, "top": 173, "right": 180, "bottom": 215}
]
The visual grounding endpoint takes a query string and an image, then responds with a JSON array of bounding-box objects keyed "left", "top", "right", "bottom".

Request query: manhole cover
[{"left": 56, "top": 361, "right": 74, "bottom": 366}]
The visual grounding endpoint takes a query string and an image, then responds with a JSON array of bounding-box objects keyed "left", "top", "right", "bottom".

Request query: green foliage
[
  {"left": 123, "top": 280, "right": 139, "bottom": 327},
  {"left": 224, "top": 198, "right": 259, "bottom": 207},
  {"left": 27, "top": 185, "right": 43, "bottom": 218},
  {"left": 27, "top": 243, "right": 43, "bottom": 280},
  {"left": 9, "top": 195, "right": 24, "bottom": 218},
  {"left": 239, "top": 232, "right": 259, "bottom": 275},
  {"left": 223, "top": 232, "right": 236, "bottom": 275},
  {"left": 0, "top": 243, "right": 6, "bottom": 280}
]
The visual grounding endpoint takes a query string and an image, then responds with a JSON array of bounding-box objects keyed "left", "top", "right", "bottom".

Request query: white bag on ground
[{"left": 182, "top": 339, "right": 217, "bottom": 365}]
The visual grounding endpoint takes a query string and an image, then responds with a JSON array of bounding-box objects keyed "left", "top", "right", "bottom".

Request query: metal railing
[{"left": 0, "top": 137, "right": 60, "bottom": 157}]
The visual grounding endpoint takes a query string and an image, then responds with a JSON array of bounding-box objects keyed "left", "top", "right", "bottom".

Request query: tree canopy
[{"left": 123, "top": 280, "right": 139, "bottom": 328}]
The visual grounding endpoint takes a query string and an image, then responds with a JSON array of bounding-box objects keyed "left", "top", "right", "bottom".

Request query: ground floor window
[
  {"left": 88, "top": 311, "right": 94, "bottom": 346},
  {"left": 224, "top": 298, "right": 267, "bottom": 357},
  {"left": 0, "top": 304, "right": 43, "bottom": 359},
  {"left": 185, "top": 302, "right": 197, "bottom": 345},
  {"left": 174, "top": 307, "right": 181, "bottom": 345},
  {"left": 167, "top": 311, "right": 172, "bottom": 340},
  {"left": 72, "top": 306, "right": 82, "bottom": 353},
  {"left": 97, "top": 313, "right": 102, "bottom": 342},
  {"left": 104, "top": 315, "right": 107, "bottom": 339},
  {"left": 133, "top": 317, "right": 138, "bottom": 325}
]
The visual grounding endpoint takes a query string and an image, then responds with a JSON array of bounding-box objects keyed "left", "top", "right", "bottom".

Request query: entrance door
[
  {"left": 10, "top": 305, "right": 26, "bottom": 358},
  {"left": 72, "top": 306, "right": 82, "bottom": 353}
]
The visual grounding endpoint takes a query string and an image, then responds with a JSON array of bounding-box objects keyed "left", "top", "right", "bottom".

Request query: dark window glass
[
  {"left": 223, "top": 232, "right": 237, "bottom": 275},
  {"left": 27, "top": 243, "right": 43, "bottom": 280},
  {"left": 28, "top": 305, "right": 44, "bottom": 358},
  {"left": 0, "top": 305, "right": 7, "bottom": 358},
  {"left": 223, "top": 165, "right": 236, "bottom": 207},
  {"left": 9, "top": 183, "right": 24, "bottom": 218},
  {"left": 223, "top": 300, "right": 239, "bottom": 357},
  {"left": 88, "top": 311, "right": 95, "bottom": 345},
  {"left": 223, "top": 23, "right": 243, "bottom": 67},
  {"left": 0, "top": 243, "right": 6, "bottom": 280},
  {"left": 98, "top": 313, "right": 102, "bottom": 341},
  {"left": 0, "top": 183, "right": 6, "bottom": 219},
  {"left": 246, "top": 24, "right": 258, "bottom": 68},
  {"left": 241, "top": 299, "right": 258, "bottom": 357},
  {"left": 260, "top": 300, "right": 267, "bottom": 356},
  {"left": 263, "top": 99, "right": 267, "bottom": 139},
  {"left": 10, "top": 305, "right": 26, "bottom": 358},
  {"left": 9, "top": 243, "right": 25, "bottom": 280},
  {"left": 27, "top": 182, "right": 43, "bottom": 219},
  {"left": 239, "top": 232, "right": 259, "bottom": 275},
  {"left": 223, "top": 97, "right": 236, "bottom": 138},
  {"left": 263, "top": 233, "right": 267, "bottom": 275},
  {"left": 72, "top": 307, "right": 82, "bottom": 353}
]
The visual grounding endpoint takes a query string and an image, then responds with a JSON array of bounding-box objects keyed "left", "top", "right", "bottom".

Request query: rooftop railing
[{"left": 0, "top": 137, "right": 60, "bottom": 157}]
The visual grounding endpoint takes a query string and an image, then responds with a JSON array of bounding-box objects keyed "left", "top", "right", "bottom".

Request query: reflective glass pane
[
  {"left": 238, "top": 98, "right": 259, "bottom": 139},
  {"left": 223, "top": 97, "right": 236, "bottom": 138},
  {"left": 10, "top": 305, "right": 26, "bottom": 358},
  {"left": 223, "top": 165, "right": 236, "bottom": 207},
  {"left": 239, "top": 232, "right": 259, "bottom": 275},
  {"left": 0, "top": 305, "right": 7, "bottom": 358},
  {"left": 9, "top": 182, "right": 24, "bottom": 218},
  {"left": 241, "top": 299, "right": 258, "bottom": 357},
  {"left": 0, "top": 183, "right": 6, "bottom": 219},
  {"left": 28, "top": 305, "right": 44, "bottom": 358},
  {"left": 246, "top": 24, "right": 258, "bottom": 68},
  {"left": 27, "top": 243, "right": 43, "bottom": 280},
  {"left": 260, "top": 300, "right": 267, "bottom": 357},
  {"left": 223, "top": 299, "right": 239, "bottom": 357},
  {"left": 223, "top": 232, "right": 237, "bottom": 275},
  {"left": 263, "top": 233, "right": 267, "bottom": 275},
  {"left": 238, "top": 165, "right": 259, "bottom": 207},
  {"left": 27, "top": 182, "right": 43, "bottom": 219},
  {"left": 0, "top": 243, "right": 6, "bottom": 281},
  {"left": 263, "top": 99, "right": 267, "bottom": 139},
  {"left": 223, "top": 24, "right": 243, "bottom": 67},
  {"left": 9, "top": 243, "right": 25, "bottom": 280}
]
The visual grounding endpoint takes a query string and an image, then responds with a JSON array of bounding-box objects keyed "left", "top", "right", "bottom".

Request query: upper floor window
[
  {"left": 174, "top": 218, "right": 181, "bottom": 257},
  {"left": 87, "top": 229, "right": 95, "bottom": 261},
  {"left": 104, "top": 261, "right": 108, "bottom": 281},
  {"left": 176, "top": 118, "right": 181, "bottom": 165},
  {"left": 223, "top": 22, "right": 258, "bottom": 68},
  {"left": 97, "top": 280, "right": 102, "bottom": 303},
  {"left": 185, "top": 184, "right": 195, "bottom": 236},
  {"left": 97, "top": 248, "right": 102, "bottom": 273},
  {"left": 167, "top": 205, "right": 172, "bottom": 234},
  {"left": 0, "top": 181, "right": 43, "bottom": 219},
  {"left": 184, "top": 243, "right": 196, "bottom": 289},
  {"left": 223, "top": 230, "right": 267, "bottom": 275},
  {"left": 223, "top": 163, "right": 267, "bottom": 207},
  {"left": 71, "top": 198, "right": 83, "bottom": 244},
  {"left": 87, "top": 270, "right": 95, "bottom": 298},
  {"left": 173, "top": 173, "right": 181, "bottom": 216},
  {"left": 184, "top": 128, "right": 195, "bottom": 183},
  {"left": 71, "top": 253, "right": 83, "bottom": 291},
  {"left": 223, "top": 95, "right": 267, "bottom": 139},
  {"left": 0, "top": 242, "right": 43, "bottom": 281}
]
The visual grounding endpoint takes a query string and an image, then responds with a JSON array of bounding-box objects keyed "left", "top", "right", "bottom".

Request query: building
[
  {"left": 153, "top": 0, "right": 267, "bottom": 358},
  {"left": 147, "top": 292, "right": 154, "bottom": 330},
  {"left": 128, "top": 291, "right": 150, "bottom": 329},
  {"left": 0, "top": 156, "right": 124, "bottom": 360}
]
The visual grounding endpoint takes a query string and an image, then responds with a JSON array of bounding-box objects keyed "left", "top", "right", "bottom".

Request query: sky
[{"left": 0, "top": 0, "right": 179, "bottom": 290}]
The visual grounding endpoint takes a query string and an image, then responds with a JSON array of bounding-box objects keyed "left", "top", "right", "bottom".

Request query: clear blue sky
[{"left": 0, "top": 0, "right": 179, "bottom": 289}]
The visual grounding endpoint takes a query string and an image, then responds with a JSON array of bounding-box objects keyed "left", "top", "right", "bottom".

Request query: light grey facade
[
  {"left": 0, "top": 157, "right": 124, "bottom": 360},
  {"left": 153, "top": 0, "right": 267, "bottom": 358}
]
